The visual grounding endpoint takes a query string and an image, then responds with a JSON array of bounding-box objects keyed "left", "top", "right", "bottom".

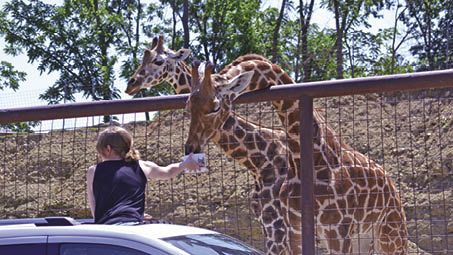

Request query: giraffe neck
[
  {"left": 235, "top": 59, "right": 361, "bottom": 172},
  {"left": 221, "top": 59, "right": 295, "bottom": 93},
  {"left": 210, "top": 114, "right": 289, "bottom": 184},
  {"left": 207, "top": 110, "right": 292, "bottom": 254},
  {"left": 167, "top": 61, "right": 191, "bottom": 94}
]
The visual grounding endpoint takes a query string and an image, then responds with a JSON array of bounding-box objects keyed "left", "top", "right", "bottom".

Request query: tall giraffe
[{"left": 185, "top": 62, "right": 408, "bottom": 254}]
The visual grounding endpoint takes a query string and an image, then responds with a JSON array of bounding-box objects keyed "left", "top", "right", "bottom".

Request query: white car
[{"left": 0, "top": 217, "right": 263, "bottom": 255}]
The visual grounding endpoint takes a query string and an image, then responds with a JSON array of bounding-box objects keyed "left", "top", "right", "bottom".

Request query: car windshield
[{"left": 162, "top": 234, "right": 263, "bottom": 255}]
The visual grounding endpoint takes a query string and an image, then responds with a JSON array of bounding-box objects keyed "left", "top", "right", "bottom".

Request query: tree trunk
[
  {"left": 134, "top": 0, "right": 149, "bottom": 121},
  {"left": 271, "top": 0, "right": 287, "bottom": 63},
  {"left": 447, "top": 6, "right": 451, "bottom": 69},
  {"left": 171, "top": 0, "right": 177, "bottom": 49},
  {"left": 345, "top": 37, "right": 354, "bottom": 78},
  {"left": 182, "top": 0, "right": 190, "bottom": 48},
  {"left": 134, "top": 0, "right": 141, "bottom": 61},
  {"left": 295, "top": 24, "right": 302, "bottom": 82},
  {"left": 390, "top": 3, "right": 398, "bottom": 74},
  {"left": 300, "top": 0, "right": 314, "bottom": 82},
  {"left": 333, "top": 0, "right": 344, "bottom": 79}
]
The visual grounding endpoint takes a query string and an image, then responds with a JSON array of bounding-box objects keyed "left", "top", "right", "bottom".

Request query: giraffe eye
[
  {"left": 154, "top": 59, "right": 164, "bottom": 65},
  {"left": 211, "top": 98, "right": 221, "bottom": 113}
]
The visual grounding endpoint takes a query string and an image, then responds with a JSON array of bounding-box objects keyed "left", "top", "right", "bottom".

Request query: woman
[{"left": 86, "top": 126, "right": 198, "bottom": 224}]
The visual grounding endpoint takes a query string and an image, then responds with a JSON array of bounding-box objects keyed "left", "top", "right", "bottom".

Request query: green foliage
[
  {"left": 0, "top": 61, "right": 26, "bottom": 91},
  {"left": 306, "top": 26, "right": 337, "bottom": 81},
  {"left": 370, "top": 54, "right": 414, "bottom": 75},
  {"left": 0, "top": 0, "right": 135, "bottom": 104},
  {"left": 190, "top": 0, "right": 264, "bottom": 69},
  {"left": 0, "top": 0, "right": 450, "bottom": 112},
  {"left": 2, "top": 121, "right": 40, "bottom": 133},
  {"left": 402, "top": 0, "right": 452, "bottom": 71}
]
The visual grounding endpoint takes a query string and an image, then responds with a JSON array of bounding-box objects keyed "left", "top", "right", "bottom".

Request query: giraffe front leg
[
  {"left": 279, "top": 180, "right": 302, "bottom": 255},
  {"left": 251, "top": 189, "right": 287, "bottom": 255},
  {"left": 261, "top": 199, "right": 288, "bottom": 254}
]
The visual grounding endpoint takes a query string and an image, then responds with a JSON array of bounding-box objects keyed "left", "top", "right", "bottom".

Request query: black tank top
[{"left": 93, "top": 160, "right": 147, "bottom": 224}]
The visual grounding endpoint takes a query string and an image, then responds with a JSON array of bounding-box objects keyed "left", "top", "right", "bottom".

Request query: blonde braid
[{"left": 125, "top": 148, "right": 141, "bottom": 162}]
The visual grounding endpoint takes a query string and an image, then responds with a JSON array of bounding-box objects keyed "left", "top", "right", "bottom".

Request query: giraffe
[
  {"left": 125, "top": 35, "right": 272, "bottom": 96},
  {"left": 185, "top": 62, "right": 408, "bottom": 254},
  {"left": 186, "top": 61, "right": 293, "bottom": 254},
  {"left": 125, "top": 36, "right": 299, "bottom": 254},
  {"left": 125, "top": 36, "right": 191, "bottom": 95},
  {"left": 126, "top": 36, "right": 408, "bottom": 254},
  {"left": 125, "top": 34, "right": 300, "bottom": 177}
]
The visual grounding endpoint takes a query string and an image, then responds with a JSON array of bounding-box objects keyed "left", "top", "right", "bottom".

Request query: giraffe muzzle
[
  {"left": 125, "top": 79, "right": 141, "bottom": 96},
  {"left": 184, "top": 143, "right": 201, "bottom": 155}
]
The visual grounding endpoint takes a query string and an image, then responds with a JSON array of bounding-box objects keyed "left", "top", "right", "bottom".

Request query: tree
[
  {"left": 401, "top": 0, "right": 449, "bottom": 71},
  {"left": 388, "top": 0, "right": 414, "bottom": 74},
  {"left": 0, "top": 0, "right": 152, "bottom": 122},
  {"left": 271, "top": 0, "right": 289, "bottom": 63},
  {"left": 321, "top": 0, "right": 388, "bottom": 79},
  {"left": 0, "top": 61, "right": 26, "bottom": 92},
  {"left": 305, "top": 25, "right": 337, "bottom": 81},
  {"left": 296, "top": 0, "right": 315, "bottom": 82},
  {"left": 439, "top": 1, "right": 453, "bottom": 69},
  {"left": 157, "top": 0, "right": 189, "bottom": 49},
  {"left": 182, "top": 0, "right": 190, "bottom": 48},
  {"left": 1, "top": 1, "right": 106, "bottom": 104},
  {"left": 190, "top": 0, "right": 263, "bottom": 69}
]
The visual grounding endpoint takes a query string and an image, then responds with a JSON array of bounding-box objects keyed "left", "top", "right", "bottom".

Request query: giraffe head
[
  {"left": 125, "top": 35, "right": 191, "bottom": 95},
  {"left": 184, "top": 61, "right": 254, "bottom": 154}
]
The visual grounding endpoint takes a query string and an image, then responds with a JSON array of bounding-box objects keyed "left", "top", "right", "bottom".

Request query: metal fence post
[{"left": 299, "top": 95, "right": 315, "bottom": 255}]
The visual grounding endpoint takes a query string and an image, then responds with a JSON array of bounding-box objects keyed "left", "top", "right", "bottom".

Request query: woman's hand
[{"left": 179, "top": 153, "right": 200, "bottom": 173}]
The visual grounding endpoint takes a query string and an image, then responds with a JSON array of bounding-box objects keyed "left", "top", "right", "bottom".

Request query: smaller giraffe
[{"left": 186, "top": 61, "right": 295, "bottom": 255}]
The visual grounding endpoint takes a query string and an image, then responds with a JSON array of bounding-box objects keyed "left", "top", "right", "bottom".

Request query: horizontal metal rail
[{"left": 1, "top": 69, "right": 452, "bottom": 124}]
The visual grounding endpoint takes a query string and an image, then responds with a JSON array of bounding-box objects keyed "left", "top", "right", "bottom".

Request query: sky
[{"left": 0, "top": 0, "right": 397, "bottom": 111}]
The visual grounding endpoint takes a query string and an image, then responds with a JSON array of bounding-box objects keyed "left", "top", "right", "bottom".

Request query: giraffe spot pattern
[
  {"left": 262, "top": 205, "right": 278, "bottom": 225},
  {"left": 250, "top": 152, "right": 265, "bottom": 169}
]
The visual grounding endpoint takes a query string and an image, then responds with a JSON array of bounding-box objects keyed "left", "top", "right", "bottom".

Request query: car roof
[{"left": 0, "top": 222, "right": 217, "bottom": 240}]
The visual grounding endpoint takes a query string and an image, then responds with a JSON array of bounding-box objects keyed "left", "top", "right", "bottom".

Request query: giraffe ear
[
  {"left": 168, "top": 48, "right": 191, "bottom": 62},
  {"left": 219, "top": 71, "right": 254, "bottom": 101}
]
